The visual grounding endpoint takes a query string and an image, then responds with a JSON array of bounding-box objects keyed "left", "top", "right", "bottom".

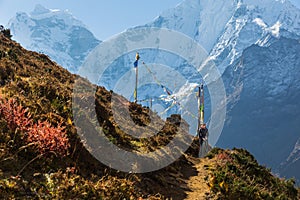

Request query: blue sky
[
  {"left": 0, "top": 0, "right": 182, "bottom": 40},
  {"left": 0, "top": 0, "right": 299, "bottom": 40}
]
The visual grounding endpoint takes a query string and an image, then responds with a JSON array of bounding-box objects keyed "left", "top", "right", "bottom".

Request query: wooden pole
[
  {"left": 134, "top": 66, "right": 138, "bottom": 103},
  {"left": 197, "top": 86, "right": 201, "bottom": 134},
  {"left": 200, "top": 84, "right": 204, "bottom": 125},
  {"left": 134, "top": 52, "right": 140, "bottom": 103},
  {"left": 197, "top": 83, "right": 205, "bottom": 134}
]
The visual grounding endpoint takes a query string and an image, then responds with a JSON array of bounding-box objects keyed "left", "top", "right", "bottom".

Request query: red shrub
[
  {"left": 0, "top": 97, "right": 32, "bottom": 132},
  {"left": 0, "top": 97, "right": 69, "bottom": 156},
  {"left": 27, "top": 121, "right": 69, "bottom": 156},
  {"left": 217, "top": 152, "right": 233, "bottom": 163}
]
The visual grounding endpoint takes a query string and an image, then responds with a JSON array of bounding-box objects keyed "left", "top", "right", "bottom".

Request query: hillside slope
[{"left": 0, "top": 31, "right": 299, "bottom": 199}]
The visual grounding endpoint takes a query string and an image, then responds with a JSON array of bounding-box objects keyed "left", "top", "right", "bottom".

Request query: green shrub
[
  {"left": 207, "top": 149, "right": 298, "bottom": 199},
  {"left": 0, "top": 169, "right": 139, "bottom": 200}
]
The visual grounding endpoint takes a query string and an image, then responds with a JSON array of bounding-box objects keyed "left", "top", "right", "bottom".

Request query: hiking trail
[{"left": 184, "top": 157, "right": 213, "bottom": 200}]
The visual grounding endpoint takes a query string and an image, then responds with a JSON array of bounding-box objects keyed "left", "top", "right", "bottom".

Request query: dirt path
[{"left": 184, "top": 157, "right": 213, "bottom": 200}]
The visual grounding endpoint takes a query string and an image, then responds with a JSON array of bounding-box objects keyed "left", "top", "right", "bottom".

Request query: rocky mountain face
[
  {"left": 219, "top": 36, "right": 300, "bottom": 182},
  {"left": 8, "top": 4, "right": 100, "bottom": 73}
]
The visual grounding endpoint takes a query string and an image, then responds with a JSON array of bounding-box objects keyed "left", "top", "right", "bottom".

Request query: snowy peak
[
  {"left": 234, "top": 0, "right": 300, "bottom": 36},
  {"left": 145, "top": 0, "right": 300, "bottom": 65},
  {"left": 147, "top": 0, "right": 238, "bottom": 51},
  {"left": 204, "top": 0, "right": 300, "bottom": 72},
  {"left": 26, "top": 4, "right": 85, "bottom": 28},
  {"left": 242, "top": 0, "right": 300, "bottom": 30},
  {"left": 31, "top": 4, "right": 51, "bottom": 15},
  {"left": 131, "top": 0, "right": 300, "bottom": 80},
  {"left": 253, "top": 18, "right": 281, "bottom": 38},
  {"left": 8, "top": 4, "right": 100, "bottom": 73}
]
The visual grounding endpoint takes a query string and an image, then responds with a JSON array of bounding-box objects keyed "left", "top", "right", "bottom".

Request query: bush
[
  {"left": 0, "top": 169, "right": 138, "bottom": 199},
  {"left": 0, "top": 96, "right": 69, "bottom": 157},
  {"left": 27, "top": 121, "right": 68, "bottom": 156},
  {"left": 206, "top": 149, "right": 299, "bottom": 199}
]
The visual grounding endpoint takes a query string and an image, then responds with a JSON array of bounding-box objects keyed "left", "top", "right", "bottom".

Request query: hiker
[{"left": 198, "top": 123, "right": 208, "bottom": 146}]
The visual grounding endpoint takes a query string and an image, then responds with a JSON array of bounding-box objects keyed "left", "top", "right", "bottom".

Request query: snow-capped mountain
[
  {"left": 8, "top": 4, "right": 100, "bottom": 73},
  {"left": 142, "top": 0, "right": 300, "bottom": 73}
]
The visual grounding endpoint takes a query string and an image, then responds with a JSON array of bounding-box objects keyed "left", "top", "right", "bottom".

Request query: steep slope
[
  {"left": 219, "top": 36, "right": 300, "bottom": 182},
  {"left": 8, "top": 4, "right": 100, "bottom": 73},
  {"left": 0, "top": 28, "right": 197, "bottom": 199}
]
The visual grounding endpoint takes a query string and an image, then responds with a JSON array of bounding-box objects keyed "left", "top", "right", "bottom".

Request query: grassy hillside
[{"left": 0, "top": 30, "right": 299, "bottom": 199}]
